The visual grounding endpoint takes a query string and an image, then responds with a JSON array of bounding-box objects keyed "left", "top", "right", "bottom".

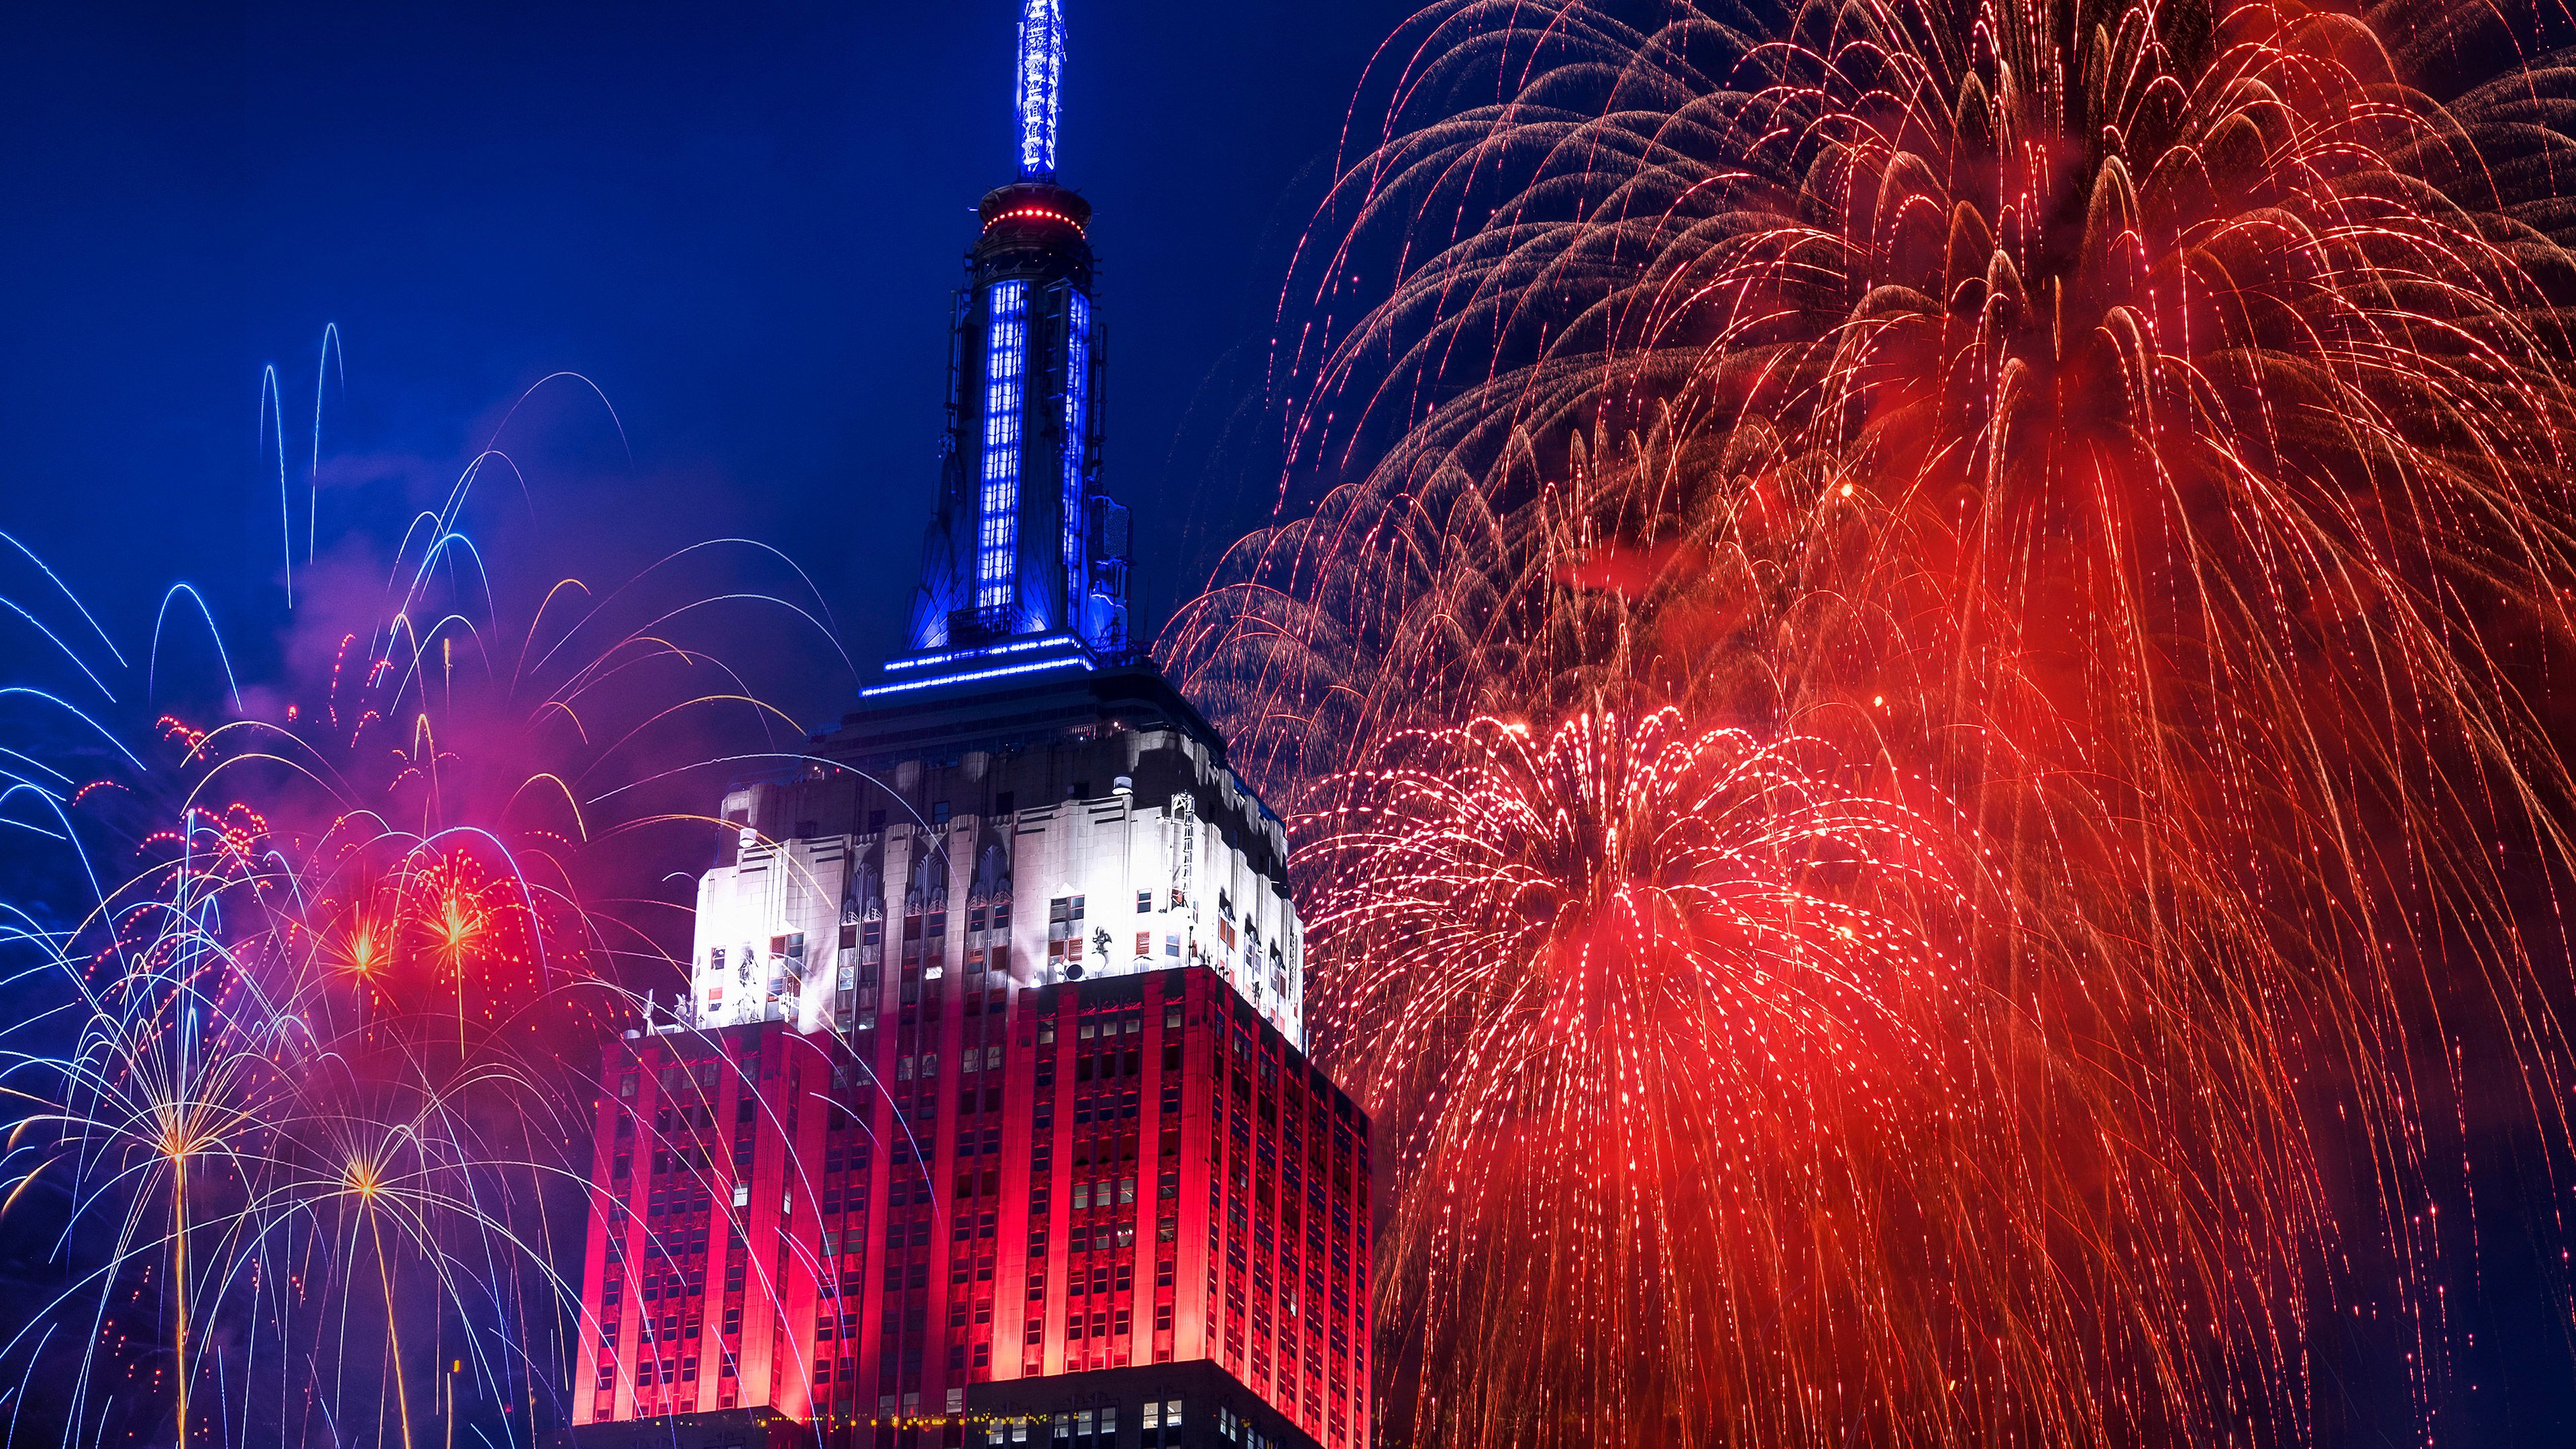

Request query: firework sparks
[
  {"left": 1303, "top": 709, "right": 1992, "bottom": 1443},
  {"left": 1175, "top": 0, "right": 2576, "bottom": 1443},
  {"left": 0, "top": 352, "right": 847, "bottom": 1447}
]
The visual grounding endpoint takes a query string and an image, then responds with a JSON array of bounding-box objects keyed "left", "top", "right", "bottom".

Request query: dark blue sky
[
  {"left": 12, "top": 6, "right": 2576, "bottom": 1443},
  {"left": 0, "top": 0, "right": 1403, "bottom": 707}
]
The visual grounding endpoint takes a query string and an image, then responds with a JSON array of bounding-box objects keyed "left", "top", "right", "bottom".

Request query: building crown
[{"left": 874, "top": 0, "right": 1132, "bottom": 701}]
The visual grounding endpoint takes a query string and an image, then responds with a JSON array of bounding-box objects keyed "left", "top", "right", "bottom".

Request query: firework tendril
[
  {"left": 0, "top": 363, "right": 843, "bottom": 1446},
  {"left": 1173, "top": 0, "right": 2576, "bottom": 1443}
]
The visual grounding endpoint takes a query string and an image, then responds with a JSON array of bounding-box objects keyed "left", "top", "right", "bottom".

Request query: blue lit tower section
[{"left": 897, "top": 0, "right": 1128, "bottom": 693}]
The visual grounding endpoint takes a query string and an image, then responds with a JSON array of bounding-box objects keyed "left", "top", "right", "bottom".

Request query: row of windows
[
  {"left": 617, "top": 1060, "right": 724, "bottom": 1099},
  {"left": 891, "top": 1044, "right": 1009, "bottom": 1079},
  {"left": 1060, "top": 288, "right": 1091, "bottom": 623},
  {"left": 976, "top": 280, "right": 1031, "bottom": 612},
  {"left": 983, "top": 1397, "right": 1180, "bottom": 1445}
]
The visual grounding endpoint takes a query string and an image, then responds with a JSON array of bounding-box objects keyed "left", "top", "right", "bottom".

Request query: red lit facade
[{"left": 570, "top": 963, "right": 1369, "bottom": 1448}]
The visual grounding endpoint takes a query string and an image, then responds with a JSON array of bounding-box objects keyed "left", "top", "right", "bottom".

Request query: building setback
[{"left": 562, "top": 5, "right": 1372, "bottom": 1448}]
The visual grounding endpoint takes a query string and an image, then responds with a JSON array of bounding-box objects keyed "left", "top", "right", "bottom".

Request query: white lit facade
[{"left": 684, "top": 725, "right": 1305, "bottom": 1049}]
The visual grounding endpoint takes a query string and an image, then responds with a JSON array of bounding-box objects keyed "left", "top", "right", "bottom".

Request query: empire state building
[{"left": 564, "top": 7, "right": 1374, "bottom": 1448}]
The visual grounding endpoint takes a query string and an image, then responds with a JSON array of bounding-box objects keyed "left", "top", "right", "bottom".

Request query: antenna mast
[{"left": 1015, "top": 0, "right": 1064, "bottom": 179}]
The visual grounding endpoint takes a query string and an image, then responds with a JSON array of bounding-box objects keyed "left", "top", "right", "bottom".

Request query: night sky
[
  {"left": 0, "top": 0, "right": 1404, "bottom": 717},
  {"left": 9, "top": 3, "right": 2576, "bottom": 1445}
]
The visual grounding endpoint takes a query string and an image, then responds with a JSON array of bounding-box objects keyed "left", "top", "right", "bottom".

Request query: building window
[
  {"left": 1062, "top": 289, "right": 1091, "bottom": 625},
  {"left": 977, "top": 279, "right": 1030, "bottom": 612},
  {"left": 1047, "top": 896, "right": 1087, "bottom": 973}
]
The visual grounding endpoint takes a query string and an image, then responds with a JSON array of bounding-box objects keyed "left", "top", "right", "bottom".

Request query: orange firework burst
[
  {"left": 1175, "top": 0, "right": 2576, "bottom": 1444},
  {"left": 1304, "top": 710, "right": 1990, "bottom": 1444},
  {"left": 0, "top": 364, "right": 846, "bottom": 1446}
]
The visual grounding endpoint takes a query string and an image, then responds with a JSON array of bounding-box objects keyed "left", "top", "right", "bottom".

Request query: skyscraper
[{"left": 563, "top": 9, "right": 1372, "bottom": 1448}]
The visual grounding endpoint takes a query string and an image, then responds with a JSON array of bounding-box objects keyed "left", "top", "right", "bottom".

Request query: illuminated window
[
  {"left": 1063, "top": 288, "right": 1091, "bottom": 623},
  {"left": 1049, "top": 895, "right": 1090, "bottom": 973},
  {"left": 978, "top": 280, "right": 1031, "bottom": 612}
]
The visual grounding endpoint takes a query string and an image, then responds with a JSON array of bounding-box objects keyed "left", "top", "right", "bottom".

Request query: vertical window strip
[
  {"left": 977, "top": 280, "right": 1030, "bottom": 613},
  {"left": 1061, "top": 289, "right": 1091, "bottom": 625}
]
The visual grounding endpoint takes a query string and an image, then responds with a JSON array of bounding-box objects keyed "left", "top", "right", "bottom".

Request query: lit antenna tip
[{"left": 1014, "top": 0, "right": 1065, "bottom": 179}]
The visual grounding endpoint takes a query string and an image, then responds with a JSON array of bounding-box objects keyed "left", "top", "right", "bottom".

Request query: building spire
[
  {"left": 878, "top": 0, "right": 1130, "bottom": 688},
  {"left": 1015, "top": 0, "right": 1064, "bottom": 180}
]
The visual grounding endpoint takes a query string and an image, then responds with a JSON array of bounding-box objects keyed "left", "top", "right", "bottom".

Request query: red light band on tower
[{"left": 981, "top": 205, "right": 1084, "bottom": 236}]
